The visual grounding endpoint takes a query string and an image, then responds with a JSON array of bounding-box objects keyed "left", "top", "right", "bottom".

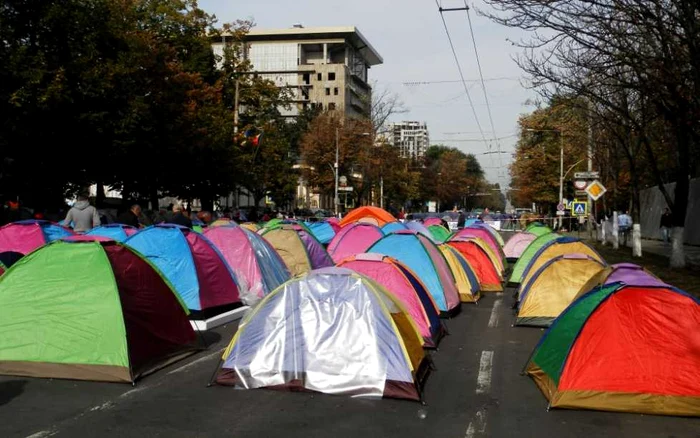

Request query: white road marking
[
  {"left": 465, "top": 408, "right": 487, "bottom": 437},
  {"left": 476, "top": 351, "right": 494, "bottom": 394},
  {"left": 167, "top": 348, "right": 224, "bottom": 375},
  {"left": 488, "top": 299, "right": 502, "bottom": 328},
  {"left": 25, "top": 430, "right": 57, "bottom": 438},
  {"left": 89, "top": 401, "right": 114, "bottom": 412}
]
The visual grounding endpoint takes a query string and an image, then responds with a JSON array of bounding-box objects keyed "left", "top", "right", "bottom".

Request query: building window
[
  {"left": 325, "top": 88, "right": 331, "bottom": 96},
  {"left": 329, "top": 72, "right": 336, "bottom": 81},
  {"left": 317, "top": 73, "right": 322, "bottom": 81},
  {"left": 302, "top": 73, "right": 310, "bottom": 84},
  {"left": 328, "top": 103, "right": 336, "bottom": 110},
  {"left": 334, "top": 87, "right": 339, "bottom": 95}
]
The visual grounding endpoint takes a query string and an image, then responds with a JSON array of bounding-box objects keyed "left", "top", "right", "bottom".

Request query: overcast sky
[{"left": 199, "top": 0, "right": 538, "bottom": 186}]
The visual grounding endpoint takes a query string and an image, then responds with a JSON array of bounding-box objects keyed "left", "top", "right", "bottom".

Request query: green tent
[
  {"left": 525, "top": 223, "right": 553, "bottom": 237},
  {"left": 428, "top": 225, "right": 452, "bottom": 243},
  {"left": 0, "top": 239, "right": 197, "bottom": 383},
  {"left": 508, "top": 232, "right": 559, "bottom": 284}
]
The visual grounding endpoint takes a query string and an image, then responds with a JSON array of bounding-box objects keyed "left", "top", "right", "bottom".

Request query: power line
[
  {"left": 463, "top": 2, "right": 504, "bottom": 171},
  {"left": 401, "top": 77, "right": 520, "bottom": 86},
  {"left": 435, "top": 0, "right": 489, "bottom": 147}
]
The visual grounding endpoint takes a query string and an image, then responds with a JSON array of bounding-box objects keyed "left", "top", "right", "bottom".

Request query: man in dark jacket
[
  {"left": 117, "top": 204, "right": 141, "bottom": 228},
  {"left": 168, "top": 203, "right": 192, "bottom": 228},
  {"left": 659, "top": 207, "right": 673, "bottom": 244}
]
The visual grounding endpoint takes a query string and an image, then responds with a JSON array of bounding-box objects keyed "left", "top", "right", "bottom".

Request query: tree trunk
[
  {"left": 95, "top": 181, "right": 105, "bottom": 208},
  {"left": 200, "top": 194, "right": 214, "bottom": 212},
  {"left": 149, "top": 187, "right": 159, "bottom": 212},
  {"left": 670, "top": 227, "right": 685, "bottom": 268},
  {"left": 612, "top": 211, "right": 619, "bottom": 249},
  {"left": 632, "top": 224, "right": 642, "bottom": 257},
  {"left": 669, "top": 122, "right": 691, "bottom": 268}
]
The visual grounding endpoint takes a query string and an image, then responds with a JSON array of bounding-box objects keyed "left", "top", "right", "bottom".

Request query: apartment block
[{"left": 386, "top": 121, "right": 430, "bottom": 159}]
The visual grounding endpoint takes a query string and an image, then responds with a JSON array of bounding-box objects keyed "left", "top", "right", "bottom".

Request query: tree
[
  {"left": 482, "top": 0, "right": 700, "bottom": 266},
  {"left": 420, "top": 145, "right": 487, "bottom": 211}
]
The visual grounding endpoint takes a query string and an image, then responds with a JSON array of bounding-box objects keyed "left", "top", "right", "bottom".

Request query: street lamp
[{"left": 334, "top": 128, "right": 371, "bottom": 216}]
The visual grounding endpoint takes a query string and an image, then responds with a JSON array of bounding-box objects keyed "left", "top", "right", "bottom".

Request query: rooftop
[{"left": 246, "top": 26, "right": 383, "bottom": 66}]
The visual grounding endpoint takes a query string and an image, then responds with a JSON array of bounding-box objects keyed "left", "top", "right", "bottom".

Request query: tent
[
  {"left": 337, "top": 253, "right": 444, "bottom": 347},
  {"left": 0, "top": 239, "right": 197, "bottom": 382},
  {"left": 210, "top": 218, "right": 237, "bottom": 227},
  {"left": 405, "top": 221, "right": 435, "bottom": 241},
  {"left": 260, "top": 225, "right": 333, "bottom": 276},
  {"left": 525, "top": 223, "right": 552, "bottom": 236},
  {"left": 339, "top": 206, "right": 396, "bottom": 227},
  {"left": 519, "top": 237, "right": 604, "bottom": 292},
  {"left": 447, "top": 239, "right": 503, "bottom": 292},
  {"left": 452, "top": 227, "right": 502, "bottom": 259},
  {"left": 0, "top": 220, "right": 73, "bottom": 267},
  {"left": 369, "top": 231, "right": 461, "bottom": 315},
  {"left": 515, "top": 254, "right": 606, "bottom": 327},
  {"left": 204, "top": 226, "right": 290, "bottom": 299},
  {"left": 382, "top": 221, "right": 408, "bottom": 234},
  {"left": 577, "top": 262, "right": 664, "bottom": 293},
  {"left": 327, "top": 222, "right": 384, "bottom": 264},
  {"left": 86, "top": 224, "right": 138, "bottom": 242},
  {"left": 438, "top": 244, "right": 480, "bottom": 303},
  {"left": 423, "top": 217, "right": 444, "bottom": 227},
  {"left": 525, "top": 282, "right": 700, "bottom": 416},
  {"left": 451, "top": 236, "right": 505, "bottom": 276},
  {"left": 214, "top": 268, "right": 429, "bottom": 402},
  {"left": 304, "top": 221, "right": 336, "bottom": 245},
  {"left": 126, "top": 225, "right": 240, "bottom": 312},
  {"left": 428, "top": 225, "right": 451, "bottom": 243},
  {"left": 509, "top": 232, "right": 560, "bottom": 284},
  {"left": 0, "top": 261, "right": 5, "bottom": 276},
  {"left": 240, "top": 222, "right": 261, "bottom": 232},
  {"left": 472, "top": 222, "right": 505, "bottom": 246},
  {"left": 503, "top": 232, "right": 537, "bottom": 260}
]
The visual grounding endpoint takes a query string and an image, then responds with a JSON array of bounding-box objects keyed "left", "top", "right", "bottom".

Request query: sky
[{"left": 199, "top": 0, "right": 539, "bottom": 187}]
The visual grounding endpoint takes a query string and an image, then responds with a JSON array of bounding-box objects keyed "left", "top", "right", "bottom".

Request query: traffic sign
[
  {"left": 573, "top": 180, "right": 588, "bottom": 190},
  {"left": 557, "top": 203, "right": 565, "bottom": 211},
  {"left": 338, "top": 186, "right": 353, "bottom": 192},
  {"left": 574, "top": 171, "right": 600, "bottom": 179},
  {"left": 556, "top": 211, "right": 565, "bottom": 216},
  {"left": 571, "top": 201, "right": 587, "bottom": 216},
  {"left": 585, "top": 180, "right": 607, "bottom": 201}
]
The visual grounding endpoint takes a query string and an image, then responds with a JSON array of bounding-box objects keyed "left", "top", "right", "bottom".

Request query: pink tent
[
  {"left": 204, "top": 226, "right": 290, "bottom": 299},
  {"left": 338, "top": 253, "right": 443, "bottom": 347},
  {"left": 503, "top": 232, "right": 537, "bottom": 259},
  {"left": 328, "top": 223, "right": 384, "bottom": 263},
  {"left": 423, "top": 217, "right": 443, "bottom": 227},
  {"left": 325, "top": 217, "right": 341, "bottom": 234},
  {"left": 0, "top": 220, "right": 74, "bottom": 267},
  {"left": 451, "top": 227, "right": 502, "bottom": 259}
]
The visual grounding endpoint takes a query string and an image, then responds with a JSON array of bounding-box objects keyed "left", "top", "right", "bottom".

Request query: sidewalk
[{"left": 562, "top": 230, "right": 700, "bottom": 268}]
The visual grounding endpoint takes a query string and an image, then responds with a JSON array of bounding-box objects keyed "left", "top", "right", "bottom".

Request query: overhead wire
[{"left": 434, "top": 0, "right": 489, "bottom": 148}]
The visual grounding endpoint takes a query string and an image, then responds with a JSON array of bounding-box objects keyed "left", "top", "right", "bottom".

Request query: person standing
[
  {"left": 117, "top": 204, "right": 141, "bottom": 228},
  {"left": 618, "top": 210, "right": 632, "bottom": 246},
  {"left": 659, "top": 207, "right": 673, "bottom": 244},
  {"left": 63, "top": 194, "right": 100, "bottom": 232}
]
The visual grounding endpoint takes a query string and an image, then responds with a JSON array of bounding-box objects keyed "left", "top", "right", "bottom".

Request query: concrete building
[
  {"left": 386, "top": 121, "right": 430, "bottom": 159},
  {"left": 212, "top": 25, "right": 383, "bottom": 119}
]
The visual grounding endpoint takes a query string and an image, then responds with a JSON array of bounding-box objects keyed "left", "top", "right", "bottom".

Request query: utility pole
[
  {"left": 559, "top": 133, "right": 564, "bottom": 229},
  {"left": 380, "top": 176, "right": 384, "bottom": 209},
  {"left": 334, "top": 127, "right": 340, "bottom": 217}
]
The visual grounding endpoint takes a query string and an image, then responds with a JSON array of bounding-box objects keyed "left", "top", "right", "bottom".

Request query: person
[
  {"left": 63, "top": 194, "right": 100, "bottom": 233},
  {"left": 168, "top": 203, "right": 193, "bottom": 228},
  {"left": 117, "top": 204, "right": 141, "bottom": 228},
  {"left": 618, "top": 210, "right": 632, "bottom": 246},
  {"left": 659, "top": 207, "right": 673, "bottom": 244},
  {"left": 457, "top": 210, "right": 466, "bottom": 229}
]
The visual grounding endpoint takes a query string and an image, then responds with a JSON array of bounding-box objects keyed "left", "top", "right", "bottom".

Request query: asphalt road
[{"left": 1, "top": 288, "right": 697, "bottom": 438}]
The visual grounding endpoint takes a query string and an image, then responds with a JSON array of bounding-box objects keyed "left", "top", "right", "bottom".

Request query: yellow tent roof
[
  {"left": 260, "top": 228, "right": 311, "bottom": 276},
  {"left": 520, "top": 241, "right": 604, "bottom": 293},
  {"left": 438, "top": 245, "right": 480, "bottom": 303}
]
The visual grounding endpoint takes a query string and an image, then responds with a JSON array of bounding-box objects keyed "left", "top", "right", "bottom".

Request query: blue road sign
[{"left": 572, "top": 202, "right": 587, "bottom": 216}]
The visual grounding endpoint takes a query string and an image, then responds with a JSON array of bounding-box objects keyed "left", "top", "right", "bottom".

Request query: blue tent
[
  {"left": 381, "top": 222, "right": 408, "bottom": 234},
  {"left": 86, "top": 224, "right": 138, "bottom": 242},
  {"left": 368, "top": 231, "right": 461, "bottom": 315},
  {"left": 125, "top": 225, "right": 240, "bottom": 311},
  {"left": 405, "top": 221, "right": 435, "bottom": 241},
  {"left": 304, "top": 221, "right": 336, "bottom": 245}
]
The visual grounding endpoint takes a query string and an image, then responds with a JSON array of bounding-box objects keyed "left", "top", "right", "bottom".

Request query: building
[
  {"left": 212, "top": 25, "right": 383, "bottom": 119},
  {"left": 386, "top": 121, "right": 430, "bottom": 159}
]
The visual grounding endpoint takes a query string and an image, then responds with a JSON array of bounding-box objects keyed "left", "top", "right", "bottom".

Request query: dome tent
[
  {"left": 0, "top": 220, "right": 73, "bottom": 268},
  {"left": 0, "top": 239, "right": 197, "bottom": 382},
  {"left": 126, "top": 225, "right": 240, "bottom": 312},
  {"left": 327, "top": 222, "right": 384, "bottom": 264},
  {"left": 213, "top": 268, "right": 429, "bottom": 402}
]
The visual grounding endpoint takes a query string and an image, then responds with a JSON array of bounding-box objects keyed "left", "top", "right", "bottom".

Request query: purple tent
[{"left": 604, "top": 263, "right": 668, "bottom": 287}]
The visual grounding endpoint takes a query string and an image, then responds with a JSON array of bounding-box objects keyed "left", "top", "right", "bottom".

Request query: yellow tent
[
  {"left": 516, "top": 254, "right": 605, "bottom": 326},
  {"left": 240, "top": 222, "right": 261, "bottom": 232},
  {"left": 519, "top": 238, "right": 604, "bottom": 292},
  {"left": 438, "top": 245, "right": 481, "bottom": 303},
  {"left": 260, "top": 227, "right": 312, "bottom": 276}
]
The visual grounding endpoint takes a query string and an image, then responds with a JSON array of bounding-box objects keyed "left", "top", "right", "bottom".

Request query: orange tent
[
  {"left": 448, "top": 240, "right": 503, "bottom": 292},
  {"left": 339, "top": 206, "right": 396, "bottom": 227}
]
